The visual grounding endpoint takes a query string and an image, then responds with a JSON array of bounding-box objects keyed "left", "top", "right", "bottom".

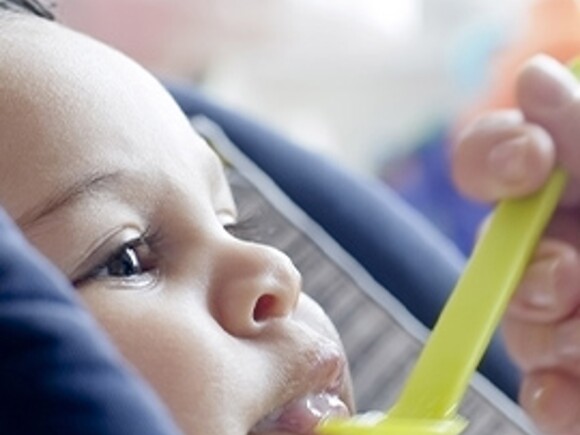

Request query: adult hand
[{"left": 453, "top": 55, "right": 580, "bottom": 434}]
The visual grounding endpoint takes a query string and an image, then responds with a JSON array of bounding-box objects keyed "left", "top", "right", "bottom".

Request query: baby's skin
[{"left": 0, "top": 14, "right": 354, "bottom": 435}]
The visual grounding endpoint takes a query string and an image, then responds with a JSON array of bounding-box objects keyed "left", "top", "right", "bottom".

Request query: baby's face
[{"left": 0, "top": 17, "right": 354, "bottom": 434}]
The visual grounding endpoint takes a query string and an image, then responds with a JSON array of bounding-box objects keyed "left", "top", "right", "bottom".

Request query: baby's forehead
[
  {"left": 0, "top": 20, "right": 114, "bottom": 160},
  {"left": 0, "top": 16, "right": 81, "bottom": 77},
  {"left": 0, "top": 16, "right": 220, "bottom": 223},
  {"left": 0, "top": 17, "right": 129, "bottom": 103},
  {"left": 0, "top": 15, "right": 197, "bottom": 150},
  {"left": 0, "top": 20, "right": 115, "bottom": 139}
]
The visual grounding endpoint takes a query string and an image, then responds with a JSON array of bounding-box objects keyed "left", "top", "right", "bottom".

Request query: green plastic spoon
[
  {"left": 317, "top": 168, "right": 566, "bottom": 435},
  {"left": 317, "top": 58, "right": 580, "bottom": 435},
  {"left": 317, "top": 58, "right": 580, "bottom": 433}
]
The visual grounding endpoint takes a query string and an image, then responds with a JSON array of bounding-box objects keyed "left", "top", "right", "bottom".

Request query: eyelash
[
  {"left": 223, "top": 208, "right": 260, "bottom": 241},
  {"left": 74, "top": 228, "right": 161, "bottom": 287},
  {"left": 73, "top": 208, "right": 259, "bottom": 288}
]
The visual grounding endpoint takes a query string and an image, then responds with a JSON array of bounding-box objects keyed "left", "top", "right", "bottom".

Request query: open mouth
[{"left": 249, "top": 389, "right": 350, "bottom": 434}]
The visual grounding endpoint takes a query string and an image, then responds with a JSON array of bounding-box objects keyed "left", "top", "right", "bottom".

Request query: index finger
[{"left": 451, "top": 110, "right": 555, "bottom": 202}]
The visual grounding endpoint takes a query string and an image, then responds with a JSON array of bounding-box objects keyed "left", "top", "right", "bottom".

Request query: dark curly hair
[{"left": 0, "top": 0, "right": 55, "bottom": 20}]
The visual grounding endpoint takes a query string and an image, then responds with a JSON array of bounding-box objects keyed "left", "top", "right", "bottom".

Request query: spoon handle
[{"left": 388, "top": 169, "right": 567, "bottom": 420}]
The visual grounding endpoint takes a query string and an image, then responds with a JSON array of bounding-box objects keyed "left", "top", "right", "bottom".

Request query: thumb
[{"left": 517, "top": 54, "right": 580, "bottom": 204}]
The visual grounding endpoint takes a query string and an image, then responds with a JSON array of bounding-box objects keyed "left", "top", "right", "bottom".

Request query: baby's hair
[{"left": 0, "top": 0, "right": 55, "bottom": 20}]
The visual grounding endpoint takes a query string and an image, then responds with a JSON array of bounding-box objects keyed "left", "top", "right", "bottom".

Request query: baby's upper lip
[{"left": 250, "top": 346, "right": 351, "bottom": 434}]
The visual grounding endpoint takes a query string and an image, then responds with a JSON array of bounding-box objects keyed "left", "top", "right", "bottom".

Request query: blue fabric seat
[{"left": 0, "top": 209, "right": 181, "bottom": 434}]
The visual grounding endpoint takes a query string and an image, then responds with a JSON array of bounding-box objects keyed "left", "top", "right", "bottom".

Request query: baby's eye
[
  {"left": 97, "top": 242, "right": 150, "bottom": 277},
  {"left": 75, "top": 237, "right": 159, "bottom": 287}
]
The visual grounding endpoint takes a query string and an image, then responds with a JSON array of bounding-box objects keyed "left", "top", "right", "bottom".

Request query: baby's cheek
[{"left": 83, "top": 294, "right": 229, "bottom": 430}]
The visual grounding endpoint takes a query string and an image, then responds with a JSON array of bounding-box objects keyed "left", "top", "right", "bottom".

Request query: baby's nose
[{"left": 210, "top": 239, "right": 301, "bottom": 337}]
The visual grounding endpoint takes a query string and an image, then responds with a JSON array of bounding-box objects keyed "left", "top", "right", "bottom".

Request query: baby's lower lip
[{"left": 250, "top": 391, "right": 350, "bottom": 434}]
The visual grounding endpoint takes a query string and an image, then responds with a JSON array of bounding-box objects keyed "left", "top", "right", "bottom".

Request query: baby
[
  {"left": 0, "top": 2, "right": 353, "bottom": 434},
  {"left": 3, "top": 2, "right": 580, "bottom": 435}
]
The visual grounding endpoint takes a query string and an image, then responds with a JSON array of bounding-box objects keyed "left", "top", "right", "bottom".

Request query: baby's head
[{"left": 0, "top": 3, "right": 354, "bottom": 434}]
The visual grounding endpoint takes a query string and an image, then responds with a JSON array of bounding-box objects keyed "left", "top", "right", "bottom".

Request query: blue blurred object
[
  {"left": 0, "top": 208, "right": 181, "bottom": 435},
  {"left": 381, "top": 126, "right": 491, "bottom": 256}
]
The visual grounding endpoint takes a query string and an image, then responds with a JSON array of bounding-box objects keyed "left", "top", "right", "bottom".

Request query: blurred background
[{"left": 57, "top": 0, "right": 579, "bottom": 254}]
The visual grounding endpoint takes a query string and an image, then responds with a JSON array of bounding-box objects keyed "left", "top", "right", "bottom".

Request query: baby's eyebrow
[{"left": 17, "top": 171, "right": 123, "bottom": 229}]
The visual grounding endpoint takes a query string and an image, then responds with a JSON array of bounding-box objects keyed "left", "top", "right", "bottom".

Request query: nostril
[{"left": 253, "top": 294, "right": 277, "bottom": 322}]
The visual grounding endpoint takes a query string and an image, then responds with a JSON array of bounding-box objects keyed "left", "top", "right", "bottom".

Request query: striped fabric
[{"left": 194, "top": 117, "right": 536, "bottom": 435}]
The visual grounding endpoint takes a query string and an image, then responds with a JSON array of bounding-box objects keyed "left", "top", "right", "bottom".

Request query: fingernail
[
  {"left": 488, "top": 136, "right": 528, "bottom": 183},
  {"left": 525, "top": 376, "right": 550, "bottom": 412},
  {"left": 556, "top": 318, "right": 580, "bottom": 358},
  {"left": 521, "top": 55, "right": 576, "bottom": 108},
  {"left": 522, "top": 257, "right": 560, "bottom": 308},
  {"left": 523, "top": 374, "right": 569, "bottom": 431}
]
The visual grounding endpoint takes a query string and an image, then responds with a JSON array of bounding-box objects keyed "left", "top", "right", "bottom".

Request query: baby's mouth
[{"left": 250, "top": 390, "right": 350, "bottom": 434}]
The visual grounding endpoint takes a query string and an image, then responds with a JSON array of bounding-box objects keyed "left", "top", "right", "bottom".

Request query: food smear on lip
[{"left": 251, "top": 391, "right": 350, "bottom": 434}]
